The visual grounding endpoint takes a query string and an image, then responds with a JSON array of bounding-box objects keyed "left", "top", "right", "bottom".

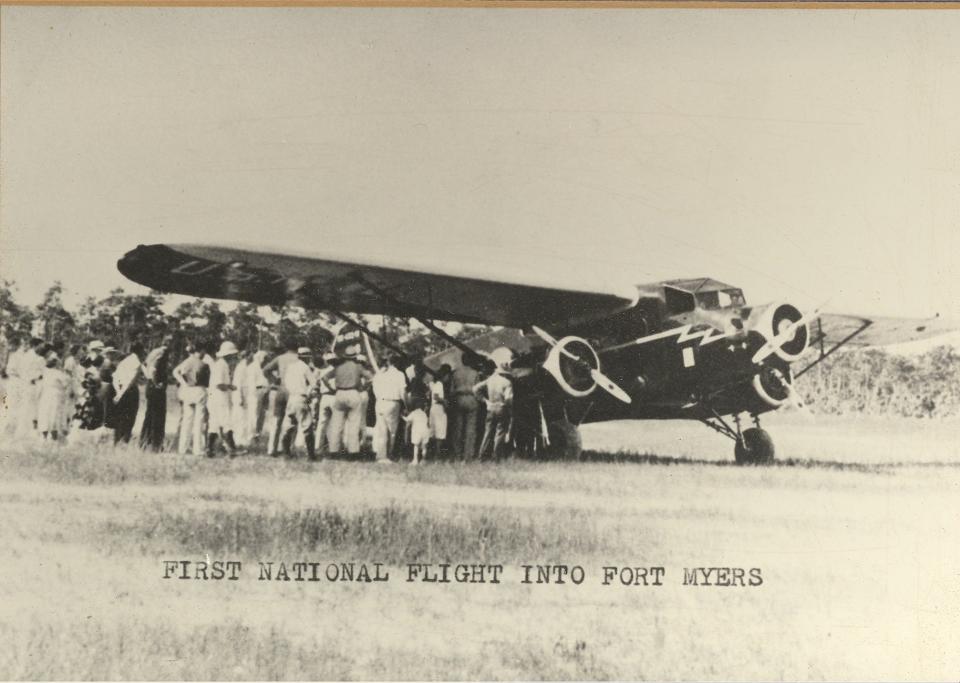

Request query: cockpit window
[{"left": 696, "top": 288, "right": 745, "bottom": 310}]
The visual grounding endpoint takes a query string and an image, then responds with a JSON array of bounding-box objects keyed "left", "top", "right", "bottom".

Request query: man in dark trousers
[
  {"left": 139, "top": 338, "right": 171, "bottom": 451},
  {"left": 112, "top": 342, "right": 146, "bottom": 444}
]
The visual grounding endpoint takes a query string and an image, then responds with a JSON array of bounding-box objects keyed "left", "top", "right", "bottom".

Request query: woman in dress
[{"left": 37, "top": 352, "right": 70, "bottom": 440}]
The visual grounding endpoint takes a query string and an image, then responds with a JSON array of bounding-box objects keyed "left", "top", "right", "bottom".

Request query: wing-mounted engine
[
  {"left": 532, "top": 327, "right": 632, "bottom": 404},
  {"left": 751, "top": 365, "right": 793, "bottom": 408},
  {"left": 541, "top": 336, "right": 601, "bottom": 398}
]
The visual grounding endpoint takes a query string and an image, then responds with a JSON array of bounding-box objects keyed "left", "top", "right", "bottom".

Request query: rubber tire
[
  {"left": 734, "top": 428, "right": 775, "bottom": 465},
  {"left": 544, "top": 420, "right": 583, "bottom": 461}
]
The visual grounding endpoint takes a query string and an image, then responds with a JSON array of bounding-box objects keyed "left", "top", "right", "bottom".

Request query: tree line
[
  {"left": 0, "top": 280, "right": 483, "bottom": 364},
  {"left": 795, "top": 345, "right": 960, "bottom": 419}
]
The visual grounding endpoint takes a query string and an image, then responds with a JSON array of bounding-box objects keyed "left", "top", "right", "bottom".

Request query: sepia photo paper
[{"left": 1, "top": 3, "right": 960, "bottom": 680}]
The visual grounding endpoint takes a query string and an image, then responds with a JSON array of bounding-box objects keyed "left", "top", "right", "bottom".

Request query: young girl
[
  {"left": 403, "top": 400, "right": 431, "bottom": 465},
  {"left": 37, "top": 353, "right": 70, "bottom": 441}
]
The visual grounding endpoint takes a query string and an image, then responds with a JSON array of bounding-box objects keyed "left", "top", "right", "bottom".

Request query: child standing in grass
[{"left": 403, "top": 400, "right": 431, "bottom": 465}]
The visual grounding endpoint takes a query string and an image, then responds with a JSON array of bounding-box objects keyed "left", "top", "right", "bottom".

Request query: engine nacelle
[
  {"left": 751, "top": 365, "right": 793, "bottom": 408},
  {"left": 542, "top": 336, "right": 600, "bottom": 398},
  {"left": 746, "top": 301, "right": 810, "bottom": 363}
]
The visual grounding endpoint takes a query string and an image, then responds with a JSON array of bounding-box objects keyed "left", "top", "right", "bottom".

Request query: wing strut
[
  {"left": 413, "top": 316, "right": 494, "bottom": 372},
  {"left": 794, "top": 319, "right": 873, "bottom": 379},
  {"left": 347, "top": 272, "right": 492, "bottom": 371},
  {"left": 328, "top": 309, "right": 407, "bottom": 368}
]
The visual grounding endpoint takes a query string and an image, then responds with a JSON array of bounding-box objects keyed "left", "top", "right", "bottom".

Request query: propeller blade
[
  {"left": 752, "top": 307, "right": 822, "bottom": 365},
  {"left": 531, "top": 325, "right": 560, "bottom": 347},
  {"left": 590, "top": 368, "right": 632, "bottom": 404},
  {"left": 536, "top": 324, "right": 633, "bottom": 404}
]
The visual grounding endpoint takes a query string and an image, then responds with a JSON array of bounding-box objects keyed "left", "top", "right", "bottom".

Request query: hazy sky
[{"left": 2, "top": 7, "right": 960, "bottom": 320}]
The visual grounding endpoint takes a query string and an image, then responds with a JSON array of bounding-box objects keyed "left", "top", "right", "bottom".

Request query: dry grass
[
  {"left": 102, "top": 504, "right": 612, "bottom": 564},
  {"left": 2, "top": 416, "right": 960, "bottom": 680}
]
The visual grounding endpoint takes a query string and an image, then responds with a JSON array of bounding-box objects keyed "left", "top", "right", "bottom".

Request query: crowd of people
[{"left": 0, "top": 334, "right": 519, "bottom": 463}]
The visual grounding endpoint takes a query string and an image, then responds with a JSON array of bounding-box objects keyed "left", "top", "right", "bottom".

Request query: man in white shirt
[
  {"left": 312, "top": 353, "right": 337, "bottom": 456},
  {"left": 112, "top": 342, "right": 146, "bottom": 444},
  {"left": 281, "top": 347, "right": 317, "bottom": 459},
  {"left": 207, "top": 340, "right": 240, "bottom": 457},
  {"left": 245, "top": 350, "right": 269, "bottom": 444},
  {"left": 230, "top": 350, "right": 250, "bottom": 446},
  {"left": 371, "top": 354, "right": 407, "bottom": 463},
  {"left": 173, "top": 344, "right": 207, "bottom": 456}
]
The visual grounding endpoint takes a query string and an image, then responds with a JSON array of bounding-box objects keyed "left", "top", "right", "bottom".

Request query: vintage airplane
[{"left": 117, "top": 243, "right": 956, "bottom": 463}]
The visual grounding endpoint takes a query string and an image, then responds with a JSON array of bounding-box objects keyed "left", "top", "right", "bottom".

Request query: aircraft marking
[{"left": 633, "top": 324, "right": 733, "bottom": 348}]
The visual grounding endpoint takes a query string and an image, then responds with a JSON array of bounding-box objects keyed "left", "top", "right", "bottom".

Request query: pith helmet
[{"left": 217, "top": 341, "right": 239, "bottom": 358}]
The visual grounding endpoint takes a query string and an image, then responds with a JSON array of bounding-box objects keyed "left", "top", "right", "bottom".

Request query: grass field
[{"left": 1, "top": 415, "right": 959, "bottom": 680}]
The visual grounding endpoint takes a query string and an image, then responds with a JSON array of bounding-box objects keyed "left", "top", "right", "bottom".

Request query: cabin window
[
  {"left": 665, "top": 287, "right": 695, "bottom": 314},
  {"left": 695, "top": 288, "right": 745, "bottom": 310}
]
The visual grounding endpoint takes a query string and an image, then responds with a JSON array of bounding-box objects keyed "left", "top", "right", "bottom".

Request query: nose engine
[
  {"left": 742, "top": 301, "right": 813, "bottom": 411},
  {"left": 747, "top": 302, "right": 810, "bottom": 363}
]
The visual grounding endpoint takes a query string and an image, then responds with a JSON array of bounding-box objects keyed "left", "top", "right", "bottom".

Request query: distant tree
[
  {"left": 36, "top": 281, "right": 75, "bottom": 343},
  {"left": 0, "top": 280, "right": 36, "bottom": 344},
  {"left": 225, "top": 303, "right": 266, "bottom": 352},
  {"left": 76, "top": 288, "right": 167, "bottom": 351},
  {"left": 168, "top": 298, "right": 225, "bottom": 351}
]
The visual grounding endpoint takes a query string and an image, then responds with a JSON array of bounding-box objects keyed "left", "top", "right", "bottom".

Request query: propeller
[
  {"left": 752, "top": 306, "right": 823, "bottom": 365},
  {"left": 531, "top": 325, "right": 632, "bottom": 404},
  {"left": 770, "top": 367, "right": 813, "bottom": 419}
]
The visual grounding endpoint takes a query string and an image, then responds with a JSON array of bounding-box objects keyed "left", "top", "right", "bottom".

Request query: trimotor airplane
[{"left": 118, "top": 243, "right": 956, "bottom": 463}]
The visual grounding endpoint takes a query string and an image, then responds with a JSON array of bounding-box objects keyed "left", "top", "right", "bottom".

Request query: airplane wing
[
  {"left": 117, "top": 243, "right": 638, "bottom": 329},
  {"left": 812, "top": 313, "right": 958, "bottom": 348}
]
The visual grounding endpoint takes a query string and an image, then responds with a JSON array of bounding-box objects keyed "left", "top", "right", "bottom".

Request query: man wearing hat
[
  {"left": 473, "top": 347, "right": 515, "bottom": 462},
  {"left": 207, "top": 340, "right": 241, "bottom": 457},
  {"left": 280, "top": 347, "right": 317, "bottom": 459},
  {"left": 84, "top": 340, "right": 105, "bottom": 369}
]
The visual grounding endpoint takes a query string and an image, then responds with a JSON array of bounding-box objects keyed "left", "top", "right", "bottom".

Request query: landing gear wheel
[
  {"left": 734, "top": 428, "right": 775, "bottom": 465},
  {"left": 543, "top": 420, "right": 583, "bottom": 461}
]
